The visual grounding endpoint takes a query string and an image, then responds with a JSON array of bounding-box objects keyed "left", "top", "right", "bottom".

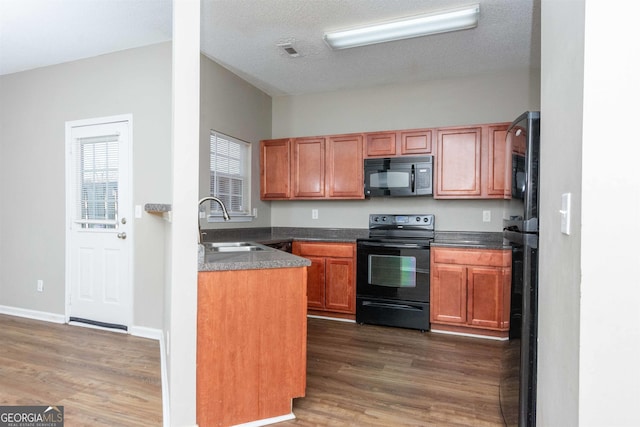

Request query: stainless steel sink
[{"left": 203, "top": 241, "right": 266, "bottom": 252}]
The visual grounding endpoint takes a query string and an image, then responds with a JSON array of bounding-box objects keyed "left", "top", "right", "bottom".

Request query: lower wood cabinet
[
  {"left": 197, "top": 268, "right": 307, "bottom": 426},
  {"left": 293, "top": 241, "right": 356, "bottom": 316},
  {"left": 430, "top": 246, "right": 512, "bottom": 338}
]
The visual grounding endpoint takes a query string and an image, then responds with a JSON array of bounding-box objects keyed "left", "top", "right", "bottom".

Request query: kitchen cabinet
[
  {"left": 260, "top": 138, "right": 291, "bottom": 199},
  {"left": 326, "top": 134, "right": 364, "bottom": 198},
  {"left": 292, "top": 136, "right": 325, "bottom": 198},
  {"left": 260, "top": 134, "right": 363, "bottom": 200},
  {"left": 293, "top": 241, "right": 356, "bottom": 316},
  {"left": 430, "top": 247, "right": 511, "bottom": 338},
  {"left": 197, "top": 267, "right": 307, "bottom": 426},
  {"left": 485, "top": 124, "right": 510, "bottom": 198},
  {"left": 364, "top": 128, "right": 433, "bottom": 158},
  {"left": 434, "top": 123, "right": 510, "bottom": 199}
]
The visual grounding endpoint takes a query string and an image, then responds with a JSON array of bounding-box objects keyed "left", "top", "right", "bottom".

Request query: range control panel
[{"left": 369, "top": 214, "right": 435, "bottom": 229}]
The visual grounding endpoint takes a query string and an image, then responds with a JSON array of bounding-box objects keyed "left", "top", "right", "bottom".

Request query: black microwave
[{"left": 364, "top": 156, "right": 433, "bottom": 197}]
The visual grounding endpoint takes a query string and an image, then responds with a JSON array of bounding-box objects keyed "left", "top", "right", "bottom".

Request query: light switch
[
  {"left": 560, "top": 193, "right": 571, "bottom": 235},
  {"left": 135, "top": 205, "right": 142, "bottom": 218}
]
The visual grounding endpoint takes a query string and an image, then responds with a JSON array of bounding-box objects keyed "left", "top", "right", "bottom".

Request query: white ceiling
[{"left": 0, "top": 0, "right": 540, "bottom": 97}]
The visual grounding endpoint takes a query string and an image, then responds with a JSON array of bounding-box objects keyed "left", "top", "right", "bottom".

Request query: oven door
[{"left": 356, "top": 240, "right": 430, "bottom": 302}]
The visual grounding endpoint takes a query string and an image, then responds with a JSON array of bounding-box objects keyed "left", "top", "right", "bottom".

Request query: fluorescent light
[{"left": 323, "top": 4, "right": 480, "bottom": 50}]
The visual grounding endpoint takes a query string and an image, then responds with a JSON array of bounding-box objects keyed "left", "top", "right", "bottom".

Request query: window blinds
[
  {"left": 75, "top": 134, "right": 120, "bottom": 229},
  {"left": 209, "top": 131, "right": 250, "bottom": 216}
]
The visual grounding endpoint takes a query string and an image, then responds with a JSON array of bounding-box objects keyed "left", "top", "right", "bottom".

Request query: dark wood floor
[
  {"left": 0, "top": 314, "right": 507, "bottom": 427},
  {"left": 282, "top": 318, "right": 507, "bottom": 427},
  {"left": 0, "top": 314, "right": 162, "bottom": 426}
]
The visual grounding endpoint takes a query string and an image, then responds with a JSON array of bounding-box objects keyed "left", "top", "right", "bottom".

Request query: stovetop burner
[{"left": 367, "top": 214, "right": 435, "bottom": 240}]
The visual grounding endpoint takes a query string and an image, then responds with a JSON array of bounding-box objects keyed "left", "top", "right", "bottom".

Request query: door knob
[{"left": 117, "top": 232, "right": 127, "bottom": 239}]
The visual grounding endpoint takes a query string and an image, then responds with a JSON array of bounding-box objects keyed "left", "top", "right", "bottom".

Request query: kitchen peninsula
[{"left": 197, "top": 243, "right": 310, "bottom": 426}]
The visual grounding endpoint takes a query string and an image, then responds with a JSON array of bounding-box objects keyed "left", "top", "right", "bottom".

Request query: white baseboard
[
  {"left": 232, "top": 413, "right": 295, "bottom": 427},
  {"left": 129, "top": 325, "right": 163, "bottom": 341},
  {"left": 430, "top": 328, "right": 509, "bottom": 341},
  {"left": 307, "top": 314, "right": 355, "bottom": 323},
  {"left": 0, "top": 305, "right": 65, "bottom": 323}
]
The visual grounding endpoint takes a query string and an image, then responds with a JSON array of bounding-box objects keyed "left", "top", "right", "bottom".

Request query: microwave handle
[{"left": 411, "top": 165, "right": 416, "bottom": 192}]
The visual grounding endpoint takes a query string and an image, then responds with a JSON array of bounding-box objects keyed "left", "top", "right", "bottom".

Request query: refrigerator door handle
[{"left": 503, "top": 230, "right": 538, "bottom": 248}]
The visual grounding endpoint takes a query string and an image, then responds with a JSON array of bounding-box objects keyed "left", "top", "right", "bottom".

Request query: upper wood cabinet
[
  {"left": 435, "top": 126, "right": 482, "bottom": 198},
  {"left": 400, "top": 129, "right": 433, "bottom": 155},
  {"left": 326, "top": 134, "right": 363, "bottom": 198},
  {"left": 485, "top": 124, "right": 510, "bottom": 198},
  {"left": 260, "top": 138, "right": 291, "bottom": 200},
  {"left": 292, "top": 137, "right": 325, "bottom": 198},
  {"left": 364, "top": 128, "right": 433, "bottom": 158},
  {"left": 261, "top": 134, "right": 364, "bottom": 200},
  {"left": 434, "top": 123, "right": 510, "bottom": 199}
]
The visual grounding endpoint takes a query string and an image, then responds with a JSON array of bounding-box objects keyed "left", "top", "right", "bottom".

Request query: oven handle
[
  {"left": 362, "top": 301, "right": 423, "bottom": 312},
  {"left": 357, "top": 241, "right": 429, "bottom": 249}
]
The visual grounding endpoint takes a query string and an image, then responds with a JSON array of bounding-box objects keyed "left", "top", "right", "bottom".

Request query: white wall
[
  {"left": 579, "top": 0, "right": 639, "bottom": 425},
  {"left": 538, "top": 0, "right": 640, "bottom": 425},
  {"left": 271, "top": 69, "right": 540, "bottom": 231},
  {"left": 0, "top": 43, "right": 172, "bottom": 328},
  {"left": 166, "top": 1, "right": 200, "bottom": 424}
]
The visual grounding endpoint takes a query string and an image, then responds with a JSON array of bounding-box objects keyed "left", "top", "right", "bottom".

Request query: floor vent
[{"left": 69, "top": 317, "right": 128, "bottom": 331}]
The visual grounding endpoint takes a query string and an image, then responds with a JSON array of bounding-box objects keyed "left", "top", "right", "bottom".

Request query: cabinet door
[
  {"left": 430, "top": 263, "right": 467, "bottom": 324},
  {"left": 467, "top": 266, "right": 504, "bottom": 329},
  {"left": 485, "top": 124, "right": 510, "bottom": 198},
  {"left": 435, "top": 127, "right": 482, "bottom": 198},
  {"left": 364, "top": 132, "right": 397, "bottom": 157},
  {"left": 400, "top": 129, "right": 432, "bottom": 155},
  {"left": 326, "top": 134, "right": 364, "bottom": 199},
  {"left": 260, "top": 139, "right": 291, "bottom": 199},
  {"left": 292, "top": 137, "right": 325, "bottom": 198},
  {"left": 305, "top": 256, "right": 326, "bottom": 309},
  {"left": 324, "top": 257, "right": 355, "bottom": 313}
]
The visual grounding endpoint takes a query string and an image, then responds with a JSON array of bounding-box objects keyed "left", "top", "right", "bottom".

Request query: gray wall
[
  {"left": 538, "top": 1, "right": 583, "bottom": 424},
  {"left": 0, "top": 43, "right": 172, "bottom": 329},
  {"left": 539, "top": 0, "right": 640, "bottom": 425},
  {"left": 270, "top": 69, "right": 540, "bottom": 231},
  {"left": 199, "top": 54, "right": 273, "bottom": 230}
]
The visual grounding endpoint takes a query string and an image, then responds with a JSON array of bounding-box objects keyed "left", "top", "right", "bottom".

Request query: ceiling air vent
[{"left": 277, "top": 42, "right": 300, "bottom": 57}]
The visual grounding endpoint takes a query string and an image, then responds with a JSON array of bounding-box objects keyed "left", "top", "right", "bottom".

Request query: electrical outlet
[
  {"left": 482, "top": 210, "right": 491, "bottom": 222},
  {"left": 312, "top": 209, "right": 319, "bottom": 220},
  {"left": 37, "top": 280, "right": 44, "bottom": 292}
]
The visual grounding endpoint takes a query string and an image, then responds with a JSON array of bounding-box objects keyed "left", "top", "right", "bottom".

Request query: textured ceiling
[{"left": 0, "top": 0, "right": 539, "bottom": 97}]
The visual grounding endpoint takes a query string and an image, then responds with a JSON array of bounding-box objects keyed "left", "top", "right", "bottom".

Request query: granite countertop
[
  {"left": 432, "top": 231, "right": 510, "bottom": 250},
  {"left": 197, "top": 228, "right": 510, "bottom": 272},
  {"left": 198, "top": 242, "right": 311, "bottom": 272},
  {"left": 202, "top": 227, "right": 369, "bottom": 244}
]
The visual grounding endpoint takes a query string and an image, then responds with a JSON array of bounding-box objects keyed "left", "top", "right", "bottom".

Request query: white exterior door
[{"left": 65, "top": 115, "right": 133, "bottom": 330}]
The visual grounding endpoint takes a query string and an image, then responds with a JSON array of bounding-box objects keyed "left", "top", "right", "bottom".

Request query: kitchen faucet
[{"left": 198, "top": 196, "right": 231, "bottom": 244}]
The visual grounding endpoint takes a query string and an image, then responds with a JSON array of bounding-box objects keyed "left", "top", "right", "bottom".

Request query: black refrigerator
[{"left": 500, "top": 111, "right": 540, "bottom": 427}]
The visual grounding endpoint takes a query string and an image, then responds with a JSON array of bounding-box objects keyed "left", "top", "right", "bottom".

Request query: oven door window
[{"left": 368, "top": 254, "right": 416, "bottom": 288}]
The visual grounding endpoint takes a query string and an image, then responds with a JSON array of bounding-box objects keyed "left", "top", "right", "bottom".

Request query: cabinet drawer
[
  {"left": 293, "top": 242, "right": 354, "bottom": 258},
  {"left": 432, "top": 247, "right": 511, "bottom": 267}
]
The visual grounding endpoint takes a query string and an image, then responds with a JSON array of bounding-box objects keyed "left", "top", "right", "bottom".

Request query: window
[
  {"left": 76, "top": 134, "right": 120, "bottom": 229},
  {"left": 209, "top": 130, "right": 251, "bottom": 220}
]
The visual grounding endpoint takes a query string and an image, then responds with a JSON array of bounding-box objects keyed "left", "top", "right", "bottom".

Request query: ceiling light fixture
[{"left": 323, "top": 4, "right": 480, "bottom": 50}]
